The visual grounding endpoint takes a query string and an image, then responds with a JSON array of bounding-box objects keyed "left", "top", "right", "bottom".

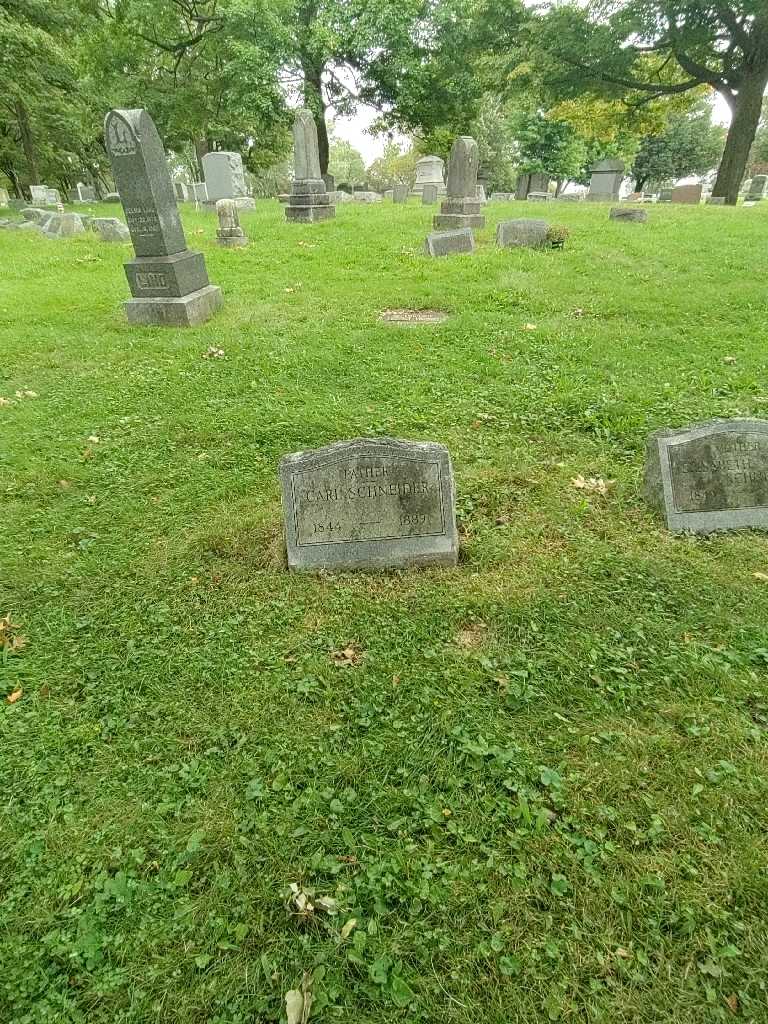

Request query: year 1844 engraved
[{"left": 292, "top": 456, "right": 445, "bottom": 546}]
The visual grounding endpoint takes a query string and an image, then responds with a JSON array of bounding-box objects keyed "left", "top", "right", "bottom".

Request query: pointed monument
[
  {"left": 104, "top": 108, "right": 222, "bottom": 326},
  {"left": 433, "top": 137, "right": 485, "bottom": 231},
  {"left": 285, "top": 110, "right": 336, "bottom": 223}
]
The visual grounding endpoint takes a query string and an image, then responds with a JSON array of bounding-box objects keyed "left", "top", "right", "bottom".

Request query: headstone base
[
  {"left": 286, "top": 204, "right": 336, "bottom": 223},
  {"left": 217, "top": 233, "right": 248, "bottom": 248},
  {"left": 433, "top": 197, "right": 485, "bottom": 231},
  {"left": 125, "top": 251, "right": 209, "bottom": 297},
  {"left": 125, "top": 285, "right": 223, "bottom": 327}
]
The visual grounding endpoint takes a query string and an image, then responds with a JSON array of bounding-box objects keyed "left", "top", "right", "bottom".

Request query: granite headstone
[
  {"left": 280, "top": 437, "right": 459, "bottom": 572},
  {"left": 433, "top": 136, "right": 485, "bottom": 230},
  {"left": 587, "top": 159, "right": 624, "bottom": 202},
  {"left": 496, "top": 218, "right": 549, "bottom": 248},
  {"left": 645, "top": 419, "right": 768, "bottom": 533},
  {"left": 104, "top": 108, "right": 222, "bottom": 326},
  {"left": 285, "top": 109, "right": 335, "bottom": 223},
  {"left": 424, "top": 227, "right": 474, "bottom": 257}
]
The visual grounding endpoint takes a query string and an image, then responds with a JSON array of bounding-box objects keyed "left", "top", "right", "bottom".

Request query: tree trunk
[
  {"left": 635, "top": 175, "right": 647, "bottom": 192},
  {"left": 15, "top": 99, "right": 40, "bottom": 184},
  {"left": 302, "top": 64, "right": 329, "bottom": 175},
  {"left": 194, "top": 137, "right": 209, "bottom": 180},
  {"left": 712, "top": 72, "right": 768, "bottom": 204}
]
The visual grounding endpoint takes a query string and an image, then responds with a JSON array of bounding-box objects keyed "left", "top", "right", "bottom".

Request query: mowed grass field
[{"left": 2, "top": 197, "right": 768, "bottom": 1024}]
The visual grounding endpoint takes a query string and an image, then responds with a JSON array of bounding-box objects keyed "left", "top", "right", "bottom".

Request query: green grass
[{"left": 2, "top": 198, "right": 768, "bottom": 1024}]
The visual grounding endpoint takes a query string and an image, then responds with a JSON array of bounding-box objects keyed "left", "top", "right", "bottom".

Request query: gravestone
[
  {"left": 433, "top": 136, "right": 485, "bottom": 230},
  {"left": 609, "top": 207, "right": 647, "bottom": 222},
  {"left": 476, "top": 184, "right": 487, "bottom": 203},
  {"left": 191, "top": 182, "right": 208, "bottom": 202},
  {"left": 587, "top": 159, "right": 624, "bottom": 202},
  {"left": 174, "top": 182, "right": 189, "bottom": 202},
  {"left": 280, "top": 437, "right": 458, "bottom": 572},
  {"left": 92, "top": 216, "right": 131, "bottom": 242},
  {"left": 75, "top": 183, "right": 96, "bottom": 202},
  {"left": 104, "top": 108, "right": 222, "bottom": 326},
  {"left": 412, "top": 156, "right": 445, "bottom": 198},
  {"left": 41, "top": 213, "right": 86, "bottom": 239},
  {"left": 104, "top": 192, "right": 120, "bottom": 202},
  {"left": 352, "top": 191, "right": 382, "bottom": 203},
  {"left": 645, "top": 420, "right": 768, "bottom": 534},
  {"left": 0, "top": 187, "right": 8, "bottom": 207},
  {"left": 515, "top": 173, "right": 549, "bottom": 201},
  {"left": 496, "top": 218, "right": 549, "bottom": 248},
  {"left": 29, "top": 186, "right": 48, "bottom": 205},
  {"left": 216, "top": 198, "right": 248, "bottom": 247},
  {"left": 490, "top": 192, "right": 514, "bottom": 201},
  {"left": 21, "top": 207, "right": 46, "bottom": 222},
  {"left": 747, "top": 175, "right": 767, "bottom": 201},
  {"left": 526, "top": 191, "right": 551, "bottom": 202},
  {"left": 46, "top": 188, "right": 61, "bottom": 205},
  {"left": 706, "top": 196, "right": 726, "bottom": 205},
  {"left": 657, "top": 188, "right": 672, "bottom": 202},
  {"left": 424, "top": 227, "right": 474, "bottom": 257},
  {"left": 202, "top": 152, "right": 254, "bottom": 209},
  {"left": 8, "top": 198, "right": 25, "bottom": 210},
  {"left": 285, "top": 109, "right": 336, "bottom": 223},
  {"left": 671, "top": 183, "right": 702, "bottom": 204},
  {"left": 422, "top": 184, "right": 439, "bottom": 205},
  {"left": 322, "top": 173, "right": 335, "bottom": 192},
  {"left": 393, "top": 183, "right": 409, "bottom": 203}
]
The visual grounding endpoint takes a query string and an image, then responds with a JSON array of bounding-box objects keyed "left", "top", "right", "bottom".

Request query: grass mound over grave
[{"left": 2, "top": 199, "right": 768, "bottom": 1023}]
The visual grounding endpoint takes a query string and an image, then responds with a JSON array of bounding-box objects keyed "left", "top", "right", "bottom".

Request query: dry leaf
[
  {"left": 6, "top": 688, "right": 22, "bottom": 704},
  {"left": 331, "top": 644, "right": 362, "bottom": 667},
  {"left": 85, "top": 495, "right": 97, "bottom": 505},
  {"left": 570, "top": 474, "right": 614, "bottom": 496},
  {"left": 0, "top": 614, "right": 25, "bottom": 655},
  {"left": 0, "top": 397, "right": 12, "bottom": 406},
  {"left": 58, "top": 479, "right": 71, "bottom": 489},
  {"left": 340, "top": 918, "right": 357, "bottom": 940},
  {"left": 87, "top": 435, "right": 100, "bottom": 443},
  {"left": 724, "top": 993, "right": 738, "bottom": 1014},
  {"left": 615, "top": 947, "right": 631, "bottom": 959},
  {"left": 753, "top": 572, "right": 768, "bottom": 581},
  {"left": 285, "top": 989, "right": 304, "bottom": 1024},
  {"left": 202, "top": 346, "right": 225, "bottom": 359},
  {"left": 81, "top": 447, "right": 94, "bottom": 461},
  {"left": 522, "top": 323, "right": 537, "bottom": 331},
  {"left": 723, "top": 356, "right": 737, "bottom": 365}
]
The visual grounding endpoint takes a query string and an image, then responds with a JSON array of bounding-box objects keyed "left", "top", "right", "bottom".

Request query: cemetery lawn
[{"left": 3, "top": 199, "right": 768, "bottom": 1024}]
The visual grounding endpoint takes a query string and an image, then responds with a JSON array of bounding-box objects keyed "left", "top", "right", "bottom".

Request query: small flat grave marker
[
  {"left": 379, "top": 308, "right": 448, "bottom": 324},
  {"left": 645, "top": 419, "right": 768, "bottom": 533},
  {"left": 280, "top": 437, "right": 458, "bottom": 571}
]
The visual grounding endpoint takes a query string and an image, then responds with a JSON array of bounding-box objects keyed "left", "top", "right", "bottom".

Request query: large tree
[
  {"left": 518, "top": 2, "right": 768, "bottom": 204},
  {"left": 631, "top": 99, "right": 726, "bottom": 190}
]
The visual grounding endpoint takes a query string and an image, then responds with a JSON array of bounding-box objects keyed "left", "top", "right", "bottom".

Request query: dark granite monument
[
  {"left": 280, "top": 438, "right": 458, "bottom": 572},
  {"left": 104, "top": 108, "right": 222, "bottom": 326},
  {"left": 645, "top": 419, "right": 768, "bottom": 533}
]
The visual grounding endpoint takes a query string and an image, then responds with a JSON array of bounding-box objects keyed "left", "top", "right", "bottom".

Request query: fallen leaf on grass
[
  {"left": 85, "top": 495, "right": 97, "bottom": 505},
  {"left": 615, "top": 947, "right": 631, "bottom": 959},
  {"left": 723, "top": 356, "right": 737, "bottom": 365},
  {"left": 340, "top": 918, "right": 357, "bottom": 940},
  {"left": 287, "top": 882, "right": 340, "bottom": 918},
  {"left": 58, "top": 479, "right": 71, "bottom": 489},
  {"left": 15, "top": 390, "right": 38, "bottom": 399},
  {"left": 522, "top": 323, "right": 537, "bottom": 331},
  {"left": 285, "top": 973, "right": 314, "bottom": 1024},
  {"left": 570, "top": 474, "right": 614, "bottom": 496},
  {"left": 81, "top": 447, "right": 94, "bottom": 461},
  {"left": 86, "top": 435, "right": 100, "bottom": 443},
  {"left": 753, "top": 572, "right": 768, "bottom": 582},
  {"left": 331, "top": 644, "right": 362, "bottom": 667},
  {"left": 6, "top": 688, "right": 23, "bottom": 704},
  {"left": 0, "top": 614, "right": 26, "bottom": 655},
  {"left": 202, "top": 346, "right": 225, "bottom": 359},
  {"left": 725, "top": 993, "right": 738, "bottom": 1014},
  {"left": 0, "top": 397, "right": 12, "bottom": 407}
]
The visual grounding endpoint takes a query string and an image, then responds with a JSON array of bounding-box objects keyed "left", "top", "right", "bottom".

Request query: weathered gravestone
[
  {"left": 490, "top": 192, "right": 514, "bottom": 201},
  {"left": 0, "top": 187, "right": 8, "bottom": 207},
  {"left": 322, "top": 173, "right": 335, "bottom": 192},
  {"left": 202, "top": 152, "right": 254, "bottom": 209},
  {"left": 433, "top": 137, "right": 485, "bottom": 230},
  {"left": 747, "top": 175, "right": 767, "bottom": 201},
  {"left": 412, "top": 156, "right": 445, "bottom": 198},
  {"left": 496, "top": 218, "right": 549, "bottom": 248},
  {"left": 91, "top": 216, "right": 131, "bottom": 242},
  {"left": 425, "top": 227, "right": 474, "bottom": 257},
  {"left": 216, "top": 198, "right": 248, "bottom": 247},
  {"left": 587, "top": 159, "right": 624, "bottom": 202},
  {"left": 706, "top": 196, "right": 726, "bottom": 205},
  {"left": 280, "top": 437, "right": 459, "bottom": 572},
  {"left": 393, "top": 183, "right": 409, "bottom": 203},
  {"left": 645, "top": 420, "right": 768, "bottom": 533},
  {"left": 191, "top": 182, "right": 208, "bottom": 202},
  {"left": 29, "top": 186, "right": 49, "bottom": 205},
  {"left": 609, "top": 207, "right": 647, "bottom": 222},
  {"left": 46, "top": 188, "right": 61, "bottom": 205},
  {"left": 657, "top": 188, "right": 673, "bottom": 202},
  {"left": 104, "top": 108, "right": 222, "bottom": 326},
  {"left": 285, "top": 109, "right": 336, "bottom": 223},
  {"left": 352, "top": 191, "right": 382, "bottom": 203},
  {"left": 514, "top": 173, "right": 550, "bottom": 201},
  {"left": 41, "top": 213, "right": 86, "bottom": 239},
  {"left": 174, "top": 182, "right": 189, "bottom": 202},
  {"left": 104, "top": 192, "right": 120, "bottom": 202},
  {"left": 421, "top": 183, "right": 439, "bottom": 205},
  {"left": 671, "top": 183, "right": 702, "bottom": 204}
]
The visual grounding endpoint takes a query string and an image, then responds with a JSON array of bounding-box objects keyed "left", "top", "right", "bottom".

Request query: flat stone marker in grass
[
  {"left": 609, "top": 207, "right": 647, "bottom": 222},
  {"left": 380, "top": 308, "right": 448, "bottom": 324},
  {"left": 104, "top": 107, "right": 222, "bottom": 327},
  {"left": 425, "top": 227, "right": 474, "bottom": 257},
  {"left": 280, "top": 437, "right": 459, "bottom": 572},
  {"left": 496, "top": 218, "right": 549, "bottom": 248},
  {"left": 645, "top": 419, "right": 768, "bottom": 533}
]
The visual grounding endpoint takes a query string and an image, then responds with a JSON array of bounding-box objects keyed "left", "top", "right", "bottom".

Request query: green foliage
[
  {"left": 328, "top": 137, "right": 366, "bottom": 186},
  {"left": 631, "top": 101, "right": 726, "bottom": 190},
  {"left": 513, "top": 110, "right": 586, "bottom": 182},
  {"left": 2, "top": 199, "right": 768, "bottom": 1021},
  {"left": 366, "top": 140, "right": 418, "bottom": 190}
]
